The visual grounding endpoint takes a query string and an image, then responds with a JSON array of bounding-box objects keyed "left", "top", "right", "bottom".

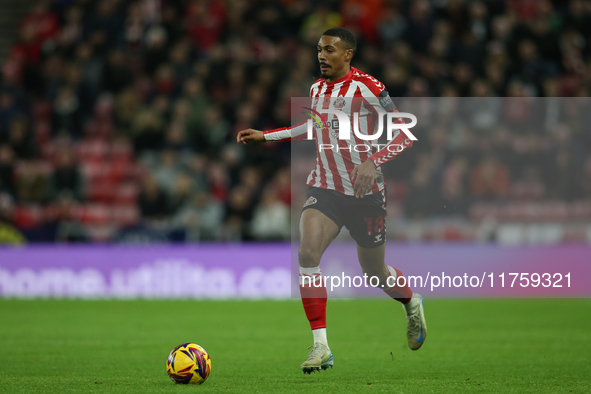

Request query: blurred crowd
[{"left": 0, "top": 0, "right": 590, "bottom": 243}]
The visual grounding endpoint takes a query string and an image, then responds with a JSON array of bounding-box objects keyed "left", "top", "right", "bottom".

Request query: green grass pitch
[{"left": 0, "top": 298, "right": 589, "bottom": 393}]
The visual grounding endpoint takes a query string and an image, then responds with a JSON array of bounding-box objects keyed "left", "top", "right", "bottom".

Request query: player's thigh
[{"left": 298, "top": 208, "right": 340, "bottom": 267}]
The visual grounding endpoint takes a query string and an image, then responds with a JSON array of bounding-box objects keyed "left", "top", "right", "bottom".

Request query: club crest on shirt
[
  {"left": 303, "top": 196, "right": 317, "bottom": 207},
  {"left": 333, "top": 97, "right": 346, "bottom": 109}
]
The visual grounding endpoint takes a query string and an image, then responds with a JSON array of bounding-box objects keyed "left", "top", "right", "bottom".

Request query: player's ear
[{"left": 345, "top": 49, "right": 354, "bottom": 62}]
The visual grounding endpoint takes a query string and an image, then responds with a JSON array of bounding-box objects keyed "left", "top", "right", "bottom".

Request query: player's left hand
[{"left": 351, "top": 159, "right": 376, "bottom": 198}]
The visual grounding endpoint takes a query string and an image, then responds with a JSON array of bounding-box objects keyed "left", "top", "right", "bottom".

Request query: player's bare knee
[{"left": 298, "top": 247, "right": 322, "bottom": 268}]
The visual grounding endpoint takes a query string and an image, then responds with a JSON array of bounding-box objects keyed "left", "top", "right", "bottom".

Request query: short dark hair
[{"left": 322, "top": 27, "right": 357, "bottom": 55}]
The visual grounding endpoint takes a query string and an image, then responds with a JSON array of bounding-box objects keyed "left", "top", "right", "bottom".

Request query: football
[{"left": 166, "top": 343, "right": 212, "bottom": 384}]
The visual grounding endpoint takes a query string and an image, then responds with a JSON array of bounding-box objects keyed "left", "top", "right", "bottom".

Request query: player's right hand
[{"left": 237, "top": 129, "right": 265, "bottom": 144}]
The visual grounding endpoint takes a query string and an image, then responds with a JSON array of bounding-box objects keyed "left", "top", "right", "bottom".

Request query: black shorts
[{"left": 302, "top": 186, "right": 387, "bottom": 248}]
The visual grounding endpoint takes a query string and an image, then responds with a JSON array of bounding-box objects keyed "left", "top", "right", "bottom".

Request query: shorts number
[{"left": 364, "top": 215, "right": 385, "bottom": 235}]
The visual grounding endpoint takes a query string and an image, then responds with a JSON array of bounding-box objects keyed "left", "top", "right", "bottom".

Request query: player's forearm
[
  {"left": 263, "top": 127, "right": 293, "bottom": 142},
  {"left": 263, "top": 121, "right": 309, "bottom": 142}
]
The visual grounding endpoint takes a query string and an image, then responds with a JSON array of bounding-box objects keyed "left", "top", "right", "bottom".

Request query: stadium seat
[
  {"left": 34, "top": 121, "right": 51, "bottom": 145},
  {"left": 93, "top": 95, "right": 114, "bottom": 122},
  {"left": 83, "top": 120, "right": 114, "bottom": 140},
  {"left": 469, "top": 203, "right": 500, "bottom": 221},
  {"left": 570, "top": 200, "right": 591, "bottom": 221},
  {"left": 499, "top": 203, "right": 536, "bottom": 222},
  {"left": 562, "top": 224, "right": 588, "bottom": 242},
  {"left": 81, "top": 162, "right": 111, "bottom": 184},
  {"left": 390, "top": 180, "right": 408, "bottom": 201},
  {"left": 386, "top": 201, "right": 403, "bottom": 219},
  {"left": 110, "top": 140, "right": 134, "bottom": 163},
  {"left": 31, "top": 100, "right": 51, "bottom": 121},
  {"left": 78, "top": 204, "right": 111, "bottom": 225},
  {"left": 111, "top": 205, "right": 140, "bottom": 227},
  {"left": 84, "top": 224, "right": 116, "bottom": 242},
  {"left": 113, "top": 183, "right": 139, "bottom": 205},
  {"left": 539, "top": 202, "right": 568, "bottom": 222},
  {"left": 86, "top": 181, "right": 118, "bottom": 203},
  {"left": 509, "top": 181, "right": 545, "bottom": 201},
  {"left": 77, "top": 140, "right": 109, "bottom": 164},
  {"left": 439, "top": 224, "right": 463, "bottom": 241},
  {"left": 13, "top": 205, "right": 45, "bottom": 229}
]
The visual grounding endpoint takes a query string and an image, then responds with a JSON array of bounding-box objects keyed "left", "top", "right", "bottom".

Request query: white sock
[
  {"left": 299, "top": 266, "right": 321, "bottom": 276},
  {"left": 312, "top": 328, "right": 329, "bottom": 348},
  {"left": 403, "top": 296, "right": 419, "bottom": 315},
  {"left": 299, "top": 266, "right": 322, "bottom": 285}
]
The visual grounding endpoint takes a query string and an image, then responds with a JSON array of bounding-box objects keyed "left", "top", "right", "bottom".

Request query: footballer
[{"left": 237, "top": 27, "right": 426, "bottom": 374}]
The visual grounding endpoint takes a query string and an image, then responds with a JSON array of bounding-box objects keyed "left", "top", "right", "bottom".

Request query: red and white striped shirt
[{"left": 264, "top": 67, "right": 414, "bottom": 196}]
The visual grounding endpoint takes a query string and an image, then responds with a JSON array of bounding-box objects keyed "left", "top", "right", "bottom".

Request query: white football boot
[
  {"left": 301, "top": 342, "right": 334, "bottom": 374},
  {"left": 404, "top": 293, "right": 427, "bottom": 350}
]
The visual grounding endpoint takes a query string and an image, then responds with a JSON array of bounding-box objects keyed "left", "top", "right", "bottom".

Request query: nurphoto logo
[{"left": 303, "top": 107, "right": 418, "bottom": 152}]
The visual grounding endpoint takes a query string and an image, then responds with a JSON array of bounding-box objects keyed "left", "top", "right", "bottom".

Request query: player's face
[{"left": 317, "top": 36, "right": 352, "bottom": 82}]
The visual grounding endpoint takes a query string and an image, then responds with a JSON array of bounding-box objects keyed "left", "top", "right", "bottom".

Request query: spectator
[
  {"left": 378, "top": 5, "right": 407, "bottom": 45},
  {"left": 87, "top": 0, "right": 125, "bottom": 47},
  {"left": 50, "top": 192, "right": 86, "bottom": 242},
  {"left": 115, "top": 88, "right": 142, "bottom": 130},
  {"left": 184, "top": 0, "right": 226, "bottom": 53},
  {"left": 163, "top": 121, "right": 189, "bottom": 152},
  {"left": 402, "top": 0, "right": 434, "bottom": 55},
  {"left": 14, "top": 160, "right": 50, "bottom": 204},
  {"left": 470, "top": 154, "right": 510, "bottom": 201},
  {"left": 138, "top": 175, "right": 169, "bottom": 222},
  {"left": 404, "top": 167, "right": 438, "bottom": 220},
  {"left": 0, "top": 192, "right": 26, "bottom": 244},
  {"left": 7, "top": 115, "right": 36, "bottom": 159},
  {"left": 74, "top": 42, "right": 103, "bottom": 91},
  {"left": 169, "top": 39, "right": 194, "bottom": 83},
  {"left": 0, "top": 92, "right": 23, "bottom": 133},
  {"left": 9, "top": 24, "right": 43, "bottom": 73},
  {"left": 187, "top": 153, "right": 208, "bottom": 192},
  {"left": 173, "top": 190, "right": 224, "bottom": 241},
  {"left": 545, "top": 124, "right": 583, "bottom": 201},
  {"left": 224, "top": 185, "right": 254, "bottom": 241},
  {"left": 20, "top": 0, "right": 58, "bottom": 46},
  {"left": 132, "top": 107, "right": 165, "bottom": 153},
  {"left": 153, "top": 63, "right": 176, "bottom": 96},
  {"left": 0, "top": 145, "right": 16, "bottom": 196},
  {"left": 152, "top": 149, "right": 183, "bottom": 194},
  {"left": 434, "top": 179, "right": 470, "bottom": 218},
  {"left": 300, "top": 5, "right": 341, "bottom": 44},
  {"left": 168, "top": 172, "right": 195, "bottom": 214},
  {"left": 143, "top": 26, "right": 168, "bottom": 77},
  {"left": 101, "top": 49, "right": 133, "bottom": 94},
  {"left": 50, "top": 148, "right": 82, "bottom": 201},
  {"left": 183, "top": 77, "right": 208, "bottom": 147},
  {"left": 251, "top": 186, "right": 290, "bottom": 240},
  {"left": 59, "top": 6, "right": 84, "bottom": 47},
  {"left": 201, "top": 105, "right": 230, "bottom": 152},
  {"left": 51, "top": 86, "right": 83, "bottom": 139}
]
